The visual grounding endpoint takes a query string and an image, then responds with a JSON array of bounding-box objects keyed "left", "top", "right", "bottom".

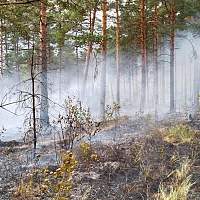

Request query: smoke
[{"left": 0, "top": 31, "right": 200, "bottom": 141}]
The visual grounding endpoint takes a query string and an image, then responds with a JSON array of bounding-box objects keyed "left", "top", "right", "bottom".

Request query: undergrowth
[
  {"left": 11, "top": 122, "right": 200, "bottom": 199},
  {"left": 14, "top": 151, "right": 77, "bottom": 200},
  {"left": 156, "top": 158, "right": 193, "bottom": 200},
  {"left": 163, "top": 124, "right": 196, "bottom": 144}
]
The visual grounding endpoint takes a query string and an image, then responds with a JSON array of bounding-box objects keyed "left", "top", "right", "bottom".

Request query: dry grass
[
  {"left": 72, "top": 123, "right": 199, "bottom": 199},
  {"left": 156, "top": 158, "right": 194, "bottom": 200},
  {"left": 6, "top": 122, "right": 200, "bottom": 200},
  {"left": 163, "top": 124, "right": 196, "bottom": 144},
  {"left": 13, "top": 152, "right": 77, "bottom": 200}
]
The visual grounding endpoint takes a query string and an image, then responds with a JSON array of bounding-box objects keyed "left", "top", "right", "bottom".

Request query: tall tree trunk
[
  {"left": 39, "top": 0, "right": 49, "bottom": 126},
  {"left": 153, "top": 3, "right": 159, "bottom": 119},
  {"left": 0, "top": 19, "right": 3, "bottom": 76},
  {"left": 193, "top": 59, "right": 199, "bottom": 110},
  {"left": 128, "top": 64, "right": 132, "bottom": 101},
  {"left": 136, "top": 64, "right": 139, "bottom": 108},
  {"left": 31, "top": 40, "right": 37, "bottom": 158},
  {"left": 184, "top": 63, "right": 187, "bottom": 106},
  {"left": 169, "top": 2, "right": 176, "bottom": 112},
  {"left": 4, "top": 25, "right": 8, "bottom": 70},
  {"left": 58, "top": 21, "right": 64, "bottom": 102},
  {"left": 28, "top": 37, "right": 30, "bottom": 50},
  {"left": 131, "top": 49, "right": 136, "bottom": 103},
  {"left": 161, "top": 37, "right": 166, "bottom": 105},
  {"left": 14, "top": 36, "right": 20, "bottom": 83},
  {"left": 197, "top": 59, "right": 200, "bottom": 109},
  {"left": 82, "top": 4, "right": 97, "bottom": 98},
  {"left": 100, "top": 0, "right": 108, "bottom": 120},
  {"left": 189, "top": 59, "right": 192, "bottom": 102},
  {"left": 115, "top": 0, "right": 120, "bottom": 105},
  {"left": 140, "top": 0, "right": 147, "bottom": 112},
  {"left": 75, "top": 44, "right": 80, "bottom": 96},
  {"left": 59, "top": 46, "right": 63, "bottom": 101}
]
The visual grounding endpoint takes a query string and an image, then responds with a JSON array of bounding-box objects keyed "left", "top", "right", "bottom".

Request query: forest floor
[{"left": 0, "top": 114, "right": 200, "bottom": 199}]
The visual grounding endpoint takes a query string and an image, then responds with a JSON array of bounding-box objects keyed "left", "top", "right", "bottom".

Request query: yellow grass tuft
[
  {"left": 163, "top": 124, "right": 196, "bottom": 144},
  {"left": 156, "top": 158, "right": 194, "bottom": 200}
]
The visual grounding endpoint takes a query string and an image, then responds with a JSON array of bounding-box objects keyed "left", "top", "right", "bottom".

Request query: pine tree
[
  {"left": 100, "top": 0, "right": 108, "bottom": 120},
  {"left": 39, "top": 0, "right": 49, "bottom": 126}
]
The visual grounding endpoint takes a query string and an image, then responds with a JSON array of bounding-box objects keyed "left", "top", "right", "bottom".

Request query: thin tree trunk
[
  {"left": 83, "top": 11, "right": 92, "bottom": 95},
  {"left": 100, "top": 0, "right": 108, "bottom": 120},
  {"left": 169, "top": 2, "right": 176, "bottom": 112},
  {"left": 75, "top": 44, "right": 80, "bottom": 96},
  {"left": 131, "top": 64, "right": 134, "bottom": 102},
  {"left": 184, "top": 63, "right": 187, "bottom": 106},
  {"left": 153, "top": 3, "right": 159, "bottom": 119},
  {"left": 82, "top": 4, "right": 97, "bottom": 98},
  {"left": 28, "top": 37, "right": 30, "bottom": 50},
  {"left": 131, "top": 49, "right": 136, "bottom": 103},
  {"left": 59, "top": 46, "right": 63, "bottom": 101},
  {"left": 140, "top": 0, "right": 147, "bottom": 112},
  {"left": 136, "top": 64, "right": 139, "bottom": 108},
  {"left": 115, "top": 0, "right": 120, "bottom": 105},
  {"left": 193, "top": 59, "right": 199, "bottom": 109},
  {"left": 39, "top": 0, "right": 49, "bottom": 126},
  {"left": 189, "top": 59, "right": 192, "bottom": 102},
  {"left": 161, "top": 38, "right": 166, "bottom": 105},
  {"left": 181, "top": 61, "right": 183, "bottom": 106},
  {"left": 0, "top": 19, "right": 3, "bottom": 76},
  {"left": 31, "top": 40, "right": 37, "bottom": 158},
  {"left": 129, "top": 64, "right": 132, "bottom": 101},
  {"left": 4, "top": 26, "right": 8, "bottom": 69},
  {"left": 14, "top": 36, "right": 20, "bottom": 82},
  {"left": 197, "top": 59, "right": 200, "bottom": 108},
  {"left": 123, "top": 75, "right": 126, "bottom": 98}
]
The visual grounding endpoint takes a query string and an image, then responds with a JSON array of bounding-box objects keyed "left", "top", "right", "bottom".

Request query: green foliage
[{"left": 1, "top": 0, "right": 200, "bottom": 71}]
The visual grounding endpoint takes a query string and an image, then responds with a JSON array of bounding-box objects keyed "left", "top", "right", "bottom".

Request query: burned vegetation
[{"left": 1, "top": 0, "right": 200, "bottom": 200}]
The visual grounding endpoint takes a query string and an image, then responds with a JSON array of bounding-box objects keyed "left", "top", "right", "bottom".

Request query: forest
[{"left": 1, "top": 0, "right": 200, "bottom": 199}]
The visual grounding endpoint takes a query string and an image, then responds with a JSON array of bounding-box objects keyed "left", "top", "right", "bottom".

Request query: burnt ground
[{"left": 0, "top": 116, "right": 200, "bottom": 199}]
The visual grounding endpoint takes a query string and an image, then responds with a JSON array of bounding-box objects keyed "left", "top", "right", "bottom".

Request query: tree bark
[
  {"left": 184, "top": 62, "right": 187, "bottom": 106},
  {"left": 59, "top": 46, "right": 63, "bottom": 101},
  {"left": 4, "top": 24, "right": 8, "bottom": 69},
  {"left": 31, "top": 40, "right": 37, "bottom": 158},
  {"left": 128, "top": 64, "right": 132, "bottom": 101},
  {"left": 193, "top": 59, "right": 199, "bottom": 109},
  {"left": 14, "top": 36, "right": 20, "bottom": 82},
  {"left": 115, "top": 0, "right": 120, "bottom": 105},
  {"left": 75, "top": 44, "right": 80, "bottom": 96},
  {"left": 140, "top": 0, "right": 147, "bottom": 112},
  {"left": 39, "top": 0, "right": 49, "bottom": 126},
  {"left": 169, "top": 1, "right": 176, "bottom": 112},
  {"left": 0, "top": 19, "right": 3, "bottom": 76},
  {"left": 100, "top": 0, "right": 108, "bottom": 120},
  {"left": 161, "top": 37, "right": 166, "bottom": 105},
  {"left": 153, "top": 3, "right": 159, "bottom": 119},
  {"left": 82, "top": 3, "right": 97, "bottom": 98}
]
